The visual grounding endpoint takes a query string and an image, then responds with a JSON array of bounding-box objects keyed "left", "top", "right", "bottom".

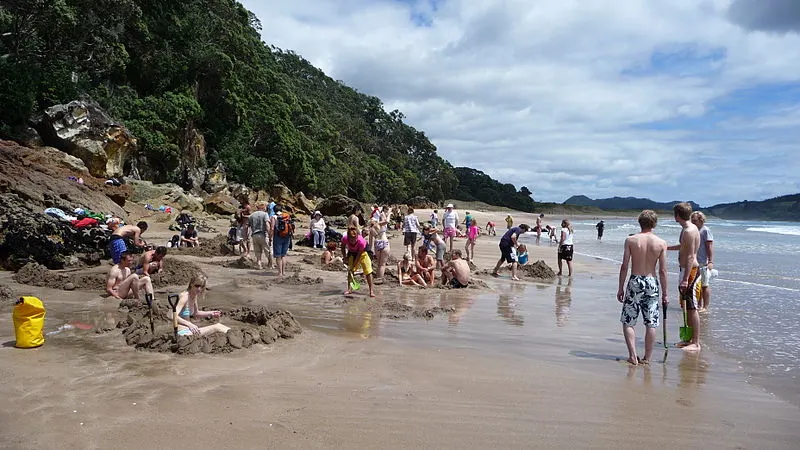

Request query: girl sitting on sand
[
  {"left": 398, "top": 253, "right": 426, "bottom": 287},
  {"left": 173, "top": 273, "right": 230, "bottom": 337}
]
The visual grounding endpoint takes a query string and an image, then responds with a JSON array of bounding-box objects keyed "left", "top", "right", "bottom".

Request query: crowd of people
[{"left": 100, "top": 198, "right": 716, "bottom": 354}]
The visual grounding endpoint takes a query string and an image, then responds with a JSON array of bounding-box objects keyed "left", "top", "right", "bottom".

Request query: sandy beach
[{"left": 1, "top": 208, "right": 799, "bottom": 449}]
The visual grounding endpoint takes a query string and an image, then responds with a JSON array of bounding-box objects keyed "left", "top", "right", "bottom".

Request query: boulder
[
  {"left": 39, "top": 146, "right": 90, "bottom": 175},
  {"left": 0, "top": 140, "right": 129, "bottom": 218},
  {"left": 0, "top": 194, "right": 111, "bottom": 270},
  {"left": 203, "top": 192, "right": 239, "bottom": 216},
  {"left": 270, "top": 183, "right": 295, "bottom": 207},
  {"left": 295, "top": 191, "right": 316, "bottom": 215},
  {"left": 203, "top": 161, "right": 227, "bottom": 193},
  {"left": 316, "top": 195, "right": 364, "bottom": 217},
  {"left": 407, "top": 196, "right": 437, "bottom": 209},
  {"left": 127, "top": 180, "right": 204, "bottom": 213},
  {"left": 33, "top": 100, "right": 138, "bottom": 178}
]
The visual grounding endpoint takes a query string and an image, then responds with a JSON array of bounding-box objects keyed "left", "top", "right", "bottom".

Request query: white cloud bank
[{"left": 241, "top": 0, "right": 800, "bottom": 206}]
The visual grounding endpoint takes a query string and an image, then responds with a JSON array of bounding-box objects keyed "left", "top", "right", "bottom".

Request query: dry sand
[{"left": 1, "top": 210, "right": 798, "bottom": 448}]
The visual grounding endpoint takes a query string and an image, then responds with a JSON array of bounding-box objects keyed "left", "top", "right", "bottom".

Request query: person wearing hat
[
  {"left": 442, "top": 204, "right": 459, "bottom": 252},
  {"left": 310, "top": 211, "right": 326, "bottom": 248}
]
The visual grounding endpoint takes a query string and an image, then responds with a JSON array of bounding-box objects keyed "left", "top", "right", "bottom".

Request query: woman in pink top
[
  {"left": 341, "top": 226, "right": 376, "bottom": 297},
  {"left": 465, "top": 218, "right": 480, "bottom": 262}
]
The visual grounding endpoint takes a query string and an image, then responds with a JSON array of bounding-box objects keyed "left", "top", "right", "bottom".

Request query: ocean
[{"left": 552, "top": 217, "right": 800, "bottom": 404}]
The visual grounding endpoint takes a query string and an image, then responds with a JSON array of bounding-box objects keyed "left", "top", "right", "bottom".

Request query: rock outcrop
[
  {"left": 203, "top": 191, "right": 239, "bottom": 216},
  {"left": 178, "top": 123, "right": 207, "bottom": 193},
  {"left": 32, "top": 100, "right": 138, "bottom": 178},
  {"left": 127, "top": 180, "right": 205, "bottom": 212},
  {"left": 316, "top": 194, "right": 363, "bottom": 217},
  {"left": 203, "top": 161, "right": 228, "bottom": 193},
  {"left": 406, "top": 196, "right": 437, "bottom": 209}
]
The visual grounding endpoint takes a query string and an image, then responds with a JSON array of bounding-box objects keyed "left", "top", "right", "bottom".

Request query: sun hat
[{"left": 446, "top": 203, "right": 454, "bottom": 208}]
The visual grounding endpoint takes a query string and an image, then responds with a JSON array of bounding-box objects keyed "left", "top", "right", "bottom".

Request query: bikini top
[{"left": 180, "top": 305, "right": 191, "bottom": 318}]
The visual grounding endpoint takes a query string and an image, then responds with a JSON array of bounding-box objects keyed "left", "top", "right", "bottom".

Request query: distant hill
[
  {"left": 705, "top": 194, "right": 800, "bottom": 221},
  {"left": 564, "top": 196, "right": 700, "bottom": 211}
]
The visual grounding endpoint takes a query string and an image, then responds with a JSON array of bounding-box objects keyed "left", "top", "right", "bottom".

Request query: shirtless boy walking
[
  {"left": 668, "top": 202, "right": 702, "bottom": 352},
  {"left": 617, "top": 210, "right": 668, "bottom": 365}
]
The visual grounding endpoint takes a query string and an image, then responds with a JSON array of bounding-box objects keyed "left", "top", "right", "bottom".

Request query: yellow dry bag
[{"left": 13, "top": 296, "right": 46, "bottom": 348}]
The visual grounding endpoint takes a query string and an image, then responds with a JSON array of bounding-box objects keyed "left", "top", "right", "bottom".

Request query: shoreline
[{"left": 1, "top": 209, "right": 798, "bottom": 447}]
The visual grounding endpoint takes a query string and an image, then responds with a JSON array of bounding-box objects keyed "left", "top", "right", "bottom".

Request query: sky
[{"left": 240, "top": 0, "right": 800, "bottom": 206}]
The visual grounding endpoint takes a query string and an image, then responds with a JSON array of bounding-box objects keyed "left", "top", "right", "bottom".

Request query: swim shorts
[
  {"left": 450, "top": 278, "right": 468, "bottom": 289},
  {"left": 558, "top": 244, "right": 574, "bottom": 261},
  {"left": 403, "top": 232, "right": 417, "bottom": 246},
  {"left": 679, "top": 266, "right": 702, "bottom": 310},
  {"left": 699, "top": 266, "right": 712, "bottom": 288},
  {"left": 444, "top": 227, "right": 458, "bottom": 238},
  {"left": 108, "top": 235, "right": 127, "bottom": 264},
  {"left": 375, "top": 240, "right": 389, "bottom": 252},
  {"left": 177, "top": 328, "right": 193, "bottom": 336},
  {"left": 499, "top": 242, "right": 515, "bottom": 263},
  {"left": 273, "top": 235, "right": 290, "bottom": 258},
  {"left": 620, "top": 275, "right": 661, "bottom": 328},
  {"left": 347, "top": 252, "right": 373, "bottom": 276},
  {"left": 436, "top": 242, "right": 446, "bottom": 261}
]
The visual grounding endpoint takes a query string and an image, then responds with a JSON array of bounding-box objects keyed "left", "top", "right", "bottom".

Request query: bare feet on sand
[
  {"left": 491, "top": 272, "right": 499, "bottom": 277},
  {"left": 681, "top": 343, "right": 701, "bottom": 352},
  {"left": 511, "top": 276, "right": 520, "bottom": 281},
  {"left": 369, "top": 292, "right": 376, "bottom": 298},
  {"left": 626, "top": 357, "right": 638, "bottom": 366}
]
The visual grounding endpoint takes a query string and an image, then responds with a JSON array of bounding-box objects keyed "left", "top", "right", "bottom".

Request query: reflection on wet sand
[
  {"left": 555, "top": 277, "right": 572, "bottom": 327},
  {"left": 497, "top": 294, "right": 524, "bottom": 326},
  {"left": 437, "top": 292, "right": 475, "bottom": 326},
  {"left": 678, "top": 351, "right": 709, "bottom": 387}
]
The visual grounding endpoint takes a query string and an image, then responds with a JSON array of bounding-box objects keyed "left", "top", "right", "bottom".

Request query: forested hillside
[
  {"left": 564, "top": 195, "right": 700, "bottom": 212},
  {"left": 0, "top": 0, "right": 459, "bottom": 203},
  {"left": 452, "top": 167, "right": 536, "bottom": 212},
  {"left": 705, "top": 194, "right": 800, "bottom": 221}
]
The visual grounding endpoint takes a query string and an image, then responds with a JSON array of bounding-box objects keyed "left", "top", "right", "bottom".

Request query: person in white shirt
[
  {"left": 557, "top": 219, "right": 575, "bottom": 276},
  {"left": 310, "top": 211, "right": 326, "bottom": 249},
  {"left": 442, "top": 204, "right": 459, "bottom": 252},
  {"left": 403, "top": 207, "right": 422, "bottom": 262}
]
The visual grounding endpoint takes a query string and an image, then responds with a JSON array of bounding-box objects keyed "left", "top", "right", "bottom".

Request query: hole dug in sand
[{"left": 118, "top": 301, "right": 302, "bottom": 355}]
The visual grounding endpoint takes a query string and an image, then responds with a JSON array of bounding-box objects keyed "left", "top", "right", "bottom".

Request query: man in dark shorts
[
  {"left": 442, "top": 249, "right": 470, "bottom": 288},
  {"left": 179, "top": 223, "right": 200, "bottom": 247},
  {"left": 492, "top": 224, "right": 530, "bottom": 281},
  {"left": 596, "top": 220, "right": 604, "bottom": 240}
]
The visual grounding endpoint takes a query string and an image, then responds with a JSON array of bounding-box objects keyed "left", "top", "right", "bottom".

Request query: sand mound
[
  {"left": 13, "top": 262, "right": 81, "bottom": 290},
  {"left": 0, "top": 284, "right": 14, "bottom": 302},
  {"left": 519, "top": 260, "right": 557, "bottom": 279},
  {"left": 269, "top": 273, "right": 324, "bottom": 286},
  {"left": 221, "top": 257, "right": 260, "bottom": 270},
  {"left": 149, "top": 258, "right": 203, "bottom": 288},
  {"left": 170, "top": 235, "right": 233, "bottom": 258},
  {"left": 382, "top": 301, "right": 456, "bottom": 320},
  {"left": 119, "top": 303, "right": 301, "bottom": 354},
  {"left": 322, "top": 260, "right": 347, "bottom": 272}
]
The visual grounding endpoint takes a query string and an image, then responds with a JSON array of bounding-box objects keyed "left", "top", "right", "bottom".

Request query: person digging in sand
[
  {"left": 341, "top": 226, "right": 376, "bottom": 297},
  {"left": 442, "top": 249, "right": 471, "bottom": 288},
  {"left": 492, "top": 224, "right": 530, "bottom": 281},
  {"left": 617, "top": 210, "right": 668, "bottom": 365},
  {"left": 173, "top": 273, "right": 230, "bottom": 337}
]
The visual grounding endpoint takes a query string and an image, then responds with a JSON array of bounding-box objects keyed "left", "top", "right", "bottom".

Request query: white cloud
[{"left": 242, "top": 0, "right": 800, "bottom": 206}]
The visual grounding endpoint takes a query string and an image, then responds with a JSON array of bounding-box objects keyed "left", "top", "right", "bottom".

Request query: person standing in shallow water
[
  {"left": 691, "top": 211, "right": 714, "bottom": 313},
  {"left": 557, "top": 219, "right": 574, "bottom": 276},
  {"left": 668, "top": 202, "right": 702, "bottom": 352},
  {"left": 596, "top": 220, "right": 605, "bottom": 240},
  {"left": 341, "top": 226, "right": 376, "bottom": 297},
  {"left": 617, "top": 210, "right": 668, "bottom": 365}
]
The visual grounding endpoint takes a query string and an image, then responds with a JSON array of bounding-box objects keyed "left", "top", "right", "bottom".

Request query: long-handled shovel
[
  {"left": 662, "top": 301, "right": 668, "bottom": 349},
  {"left": 168, "top": 294, "right": 179, "bottom": 343},
  {"left": 680, "top": 299, "right": 693, "bottom": 343},
  {"left": 145, "top": 293, "right": 155, "bottom": 334},
  {"left": 347, "top": 255, "right": 361, "bottom": 292}
]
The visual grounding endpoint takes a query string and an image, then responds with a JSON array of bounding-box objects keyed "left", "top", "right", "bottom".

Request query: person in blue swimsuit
[{"left": 174, "top": 274, "right": 230, "bottom": 337}]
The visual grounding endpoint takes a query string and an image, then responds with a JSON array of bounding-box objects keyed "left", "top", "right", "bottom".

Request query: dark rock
[
  {"left": 203, "top": 192, "right": 239, "bottom": 216},
  {"left": 406, "top": 196, "right": 437, "bottom": 209},
  {"left": 203, "top": 161, "right": 227, "bottom": 193},
  {"left": 177, "top": 123, "right": 207, "bottom": 193},
  {"left": 316, "top": 195, "right": 364, "bottom": 217}
]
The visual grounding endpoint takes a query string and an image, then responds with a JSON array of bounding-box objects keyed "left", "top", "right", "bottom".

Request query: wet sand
[{"left": 1, "top": 212, "right": 799, "bottom": 448}]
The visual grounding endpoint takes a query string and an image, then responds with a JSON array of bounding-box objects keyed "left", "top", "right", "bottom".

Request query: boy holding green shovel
[
  {"left": 342, "top": 226, "right": 376, "bottom": 298},
  {"left": 617, "top": 210, "right": 669, "bottom": 365}
]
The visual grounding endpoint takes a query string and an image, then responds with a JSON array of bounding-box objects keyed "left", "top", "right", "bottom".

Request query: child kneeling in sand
[{"left": 173, "top": 273, "right": 230, "bottom": 337}]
